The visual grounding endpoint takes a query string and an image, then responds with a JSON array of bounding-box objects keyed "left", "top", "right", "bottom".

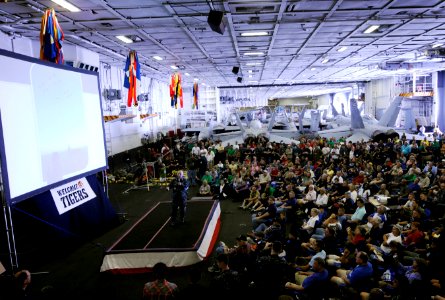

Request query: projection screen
[{"left": 0, "top": 49, "right": 107, "bottom": 204}]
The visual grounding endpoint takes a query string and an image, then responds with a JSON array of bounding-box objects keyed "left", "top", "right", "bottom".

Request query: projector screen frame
[{"left": 0, "top": 48, "right": 108, "bottom": 205}]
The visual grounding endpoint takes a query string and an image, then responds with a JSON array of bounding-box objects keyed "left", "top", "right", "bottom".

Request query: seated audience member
[
  {"left": 347, "top": 198, "right": 367, "bottom": 225},
  {"left": 315, "top": 188, "right": 329, "bottom": 208},
  {"left": 366, "top": 205, "right": 387, "bottom": 229},
  {"left": 283, "top": 257, "right": 329, "bottom": 298},
  {"left": 403, "top": 221, "right": 424, "bottom": 250},
  {"left": 294, "top": 239, "right": 326, "bottom": 272},
  {"left": 372, "top": 224, "right": 403, "bottom": 256},
  {"left": 213, "top": 179, "right": 231, "bottom": 201},
  {"left": 326, "top": 242, "right": 357, "bottom": 269},
  {"left": 143, "top": 262, "right": 178, "bottom": 299},
  {"left": 300, "top": 208, "right": 320, "bottom": 240},
  {"left": 331, "top": 251, "right": 374, "bottom": 293},
  {"left": 240, "top": 185, "right": 260, "bottom": 210},
  {"left": 347, "top": 226, "right": 367, "bottom": 249},
  {"left": 252, "top": 196, "right": 277, "bottom": 231},
  {"left": 198, "top": 180, "right": 211, "bottom": 196}
]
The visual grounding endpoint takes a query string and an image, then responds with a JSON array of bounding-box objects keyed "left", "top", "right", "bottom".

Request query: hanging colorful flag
[
  {"left": 192, "top": 82, "right": 199, "bottom": 109},
  {"left": 123, "top": 50, "right": 141, "bottom": 107},
  {"left": 169, "top": 72, "right": 183, "bottom": 109},
  {"left": 39, "top": 9, "right": 64, "bottom": 64}
]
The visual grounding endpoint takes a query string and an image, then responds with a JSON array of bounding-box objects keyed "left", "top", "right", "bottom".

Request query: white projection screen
[{"left": 0, "top": 49, "right": 108, "bottom": 204}]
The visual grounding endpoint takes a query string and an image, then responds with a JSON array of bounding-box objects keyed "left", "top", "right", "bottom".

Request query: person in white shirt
[
  {"left": 349, "top": 184, "right": 358, "bottom": 203},
  {"left": 302, "top": 208, "right": 320, "bottom": 236},
  {"left": 259, "top": 170, "right": 271, "bottom": 185},
  {"left": 330, "top": 145, "right": 340, "bottom": 160},
  {"left": 331, "top": 171, "right": 344, "bottom": 184},
  {"left": 315, "top": 188, "right": 329, "bottom": 207},
  {"left": 191, "top": 143, "right": 200, "bottom": 156},
  {"left": 377, "top": 225, "right": 403, "bottom": 254},
  {"left": 418, "top": 172, "right": 430, "bottom": 189},
  {"left": 322, "top": 145, "right": 331, "bottom": 156},
  {"left": 299, "top": 185, "right": 317, "bottom": 206}
]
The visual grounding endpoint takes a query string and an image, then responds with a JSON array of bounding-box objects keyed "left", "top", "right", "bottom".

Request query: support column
[{"left": 437, "top": 71, "right": 445, "bottom": 132}]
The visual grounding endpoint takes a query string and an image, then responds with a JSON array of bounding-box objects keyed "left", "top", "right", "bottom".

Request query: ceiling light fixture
[
  {"left": 153, "top": 55, "right": 163, "bottom": 61},
  {"left": 116, "top": 35, "right": 133, "bottom": 44},
  {"left": 322, "top": 58, "right": 329, "bottom": 64},
  {"left": 241, "top": 31, "right": 268, "bottom": 37},
  {"left": 337, "top": 46, "right": 348, "bottom": 52},
  {"left": 248, "top": 70, "right": 253, "bottom": 73},
  {"left": 432, "top": 43, "right": 443, "bottom": 48},
  {"left": 51, "top": 0, "right": 81, "bottom": 12},
  {"left": 310, "top": 67, "right": 316, "bottom": 71},
  {"left": 246, "top": 62, "right": 262, "bottom": 66},
  {"left": 170, "top": 65, "right": 178, "bottom": 70},
  {"left": 194, "top": 78, "right": 199, "bottom": 81},
  {"left": 185, "top": 73, "right": 190, "bottom": 76},
  {"left": 364, "top": 25, "right": 380, "bottom": 34},
  {"left": 244, "top": 52, "right": 264, "bottom": 56}
]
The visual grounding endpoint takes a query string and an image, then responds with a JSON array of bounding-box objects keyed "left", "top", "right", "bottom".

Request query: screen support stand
[
  {"left": 102, "top": 170, "right": 109, "bottom": 199},
  {"left": 1, "top": 186, "right": 19, "bottom": 273}
]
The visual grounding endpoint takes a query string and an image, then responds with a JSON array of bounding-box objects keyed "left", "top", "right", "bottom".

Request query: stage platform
[{"left": 100, "top": 197, "right": 220, "bottom": 274}]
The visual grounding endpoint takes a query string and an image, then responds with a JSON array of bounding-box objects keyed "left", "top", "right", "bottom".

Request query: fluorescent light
[
  {"left": 241, "top": 31, "right": 268, "bottom": 37},
  {"left": 185, "top": 73, "right": 190, "bottom": 76},
  {"left": 337, "top": 46, "right": 348, "bottom": 52},
  {"left": 116, "top": 35, "right": 133, "bottom": 44},
  {"left": 432, "top": 43, "right": 443, "bottom": 48},
  {"left": 194, "top": 78, "right": 199, "bottom": 81},
  {"left": 248, "top": 70, "right": 253, "bottom": 73},
  {"left": 248, "top": 80, "right": 258, "bottom": 83},
  {"left": 364, "top": 25, "right": 380, "bottom": 34},
  {"left": 249, "top": 75, "right": 253, "bottom": 78},
  {"left": 170, "top": 65, "right": 178, "bottom": 70},
  {"left": 310, "top": 67, "right": 316, "bottom": 71},
  {"left": 322, "top": 58, "right": 329, "bottom": 64},
  {"left": 153, "top": 55, "right": 163, "bottom": 61},
  {"left": 51, "top": 0, "right": 81, "bottom": 12},
  {"left": 246, "top": 62, "right": 262, "bottom": 66},
  {"left": 202, "top": 83, "right": 206, "bottom": 86},
  {"left": 244, "top": 52, "right": 264, "bottom": 56}
]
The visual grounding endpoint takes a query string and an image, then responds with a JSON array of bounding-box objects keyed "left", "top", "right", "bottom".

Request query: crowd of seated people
[{"left": 160, "top": 133, "right": 445, "bottom": 299}]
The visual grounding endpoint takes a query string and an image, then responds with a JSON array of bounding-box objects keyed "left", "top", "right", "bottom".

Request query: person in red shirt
[{"left": 403, "top": 221, "right": 424, "bottom": 248}]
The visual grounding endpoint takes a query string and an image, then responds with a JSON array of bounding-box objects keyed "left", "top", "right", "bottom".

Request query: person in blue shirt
[
  {"left": 284, "top": 257, "right": 329, "bottom": 298},
  {"left": 331, "top": 251, "right": 373, "bottom": 292}
]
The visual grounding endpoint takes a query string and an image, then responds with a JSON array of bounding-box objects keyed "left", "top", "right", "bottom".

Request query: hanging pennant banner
[
  {"left": 50, "top": 178, "right": 97, "bottom": 215},
  {"left": 192, "top": 82, "right": 199, "bottom": 109},
  {"left": 124, "top": 50, "right": 141, "bottom": 107}
]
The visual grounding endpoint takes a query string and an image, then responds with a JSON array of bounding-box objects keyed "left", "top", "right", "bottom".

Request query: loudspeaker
[
  {"left": 207, "top": 10, "right": 225, "bottom": 35},
  {"left": 232, "top": 66, "right": 239, "bottom": 74},
  {"left": 237, "top": 77, "right": 242, "bottom": 83}
]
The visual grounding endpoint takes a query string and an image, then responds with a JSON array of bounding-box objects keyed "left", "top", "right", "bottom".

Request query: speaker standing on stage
[{"left": 169, "top": 170, "right": 189, "bottom": 226}]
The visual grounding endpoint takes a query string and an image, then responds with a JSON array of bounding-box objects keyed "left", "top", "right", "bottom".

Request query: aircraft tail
[
  {"left": 377, "top": 96, "right": 403, "bottom": 127},
  {"left": 350, "top": 98, "right": 365, "bottom": 129},
  {"left": 234, "top": 111, "right": 245, "bottom": 134},
  {"left": 267, "top": 109, "right": 277, "bottom": 131}
]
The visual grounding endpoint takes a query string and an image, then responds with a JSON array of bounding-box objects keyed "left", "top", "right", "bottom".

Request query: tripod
[{"left": 122, "top": 161, "right": 154, "bottom": 194}]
